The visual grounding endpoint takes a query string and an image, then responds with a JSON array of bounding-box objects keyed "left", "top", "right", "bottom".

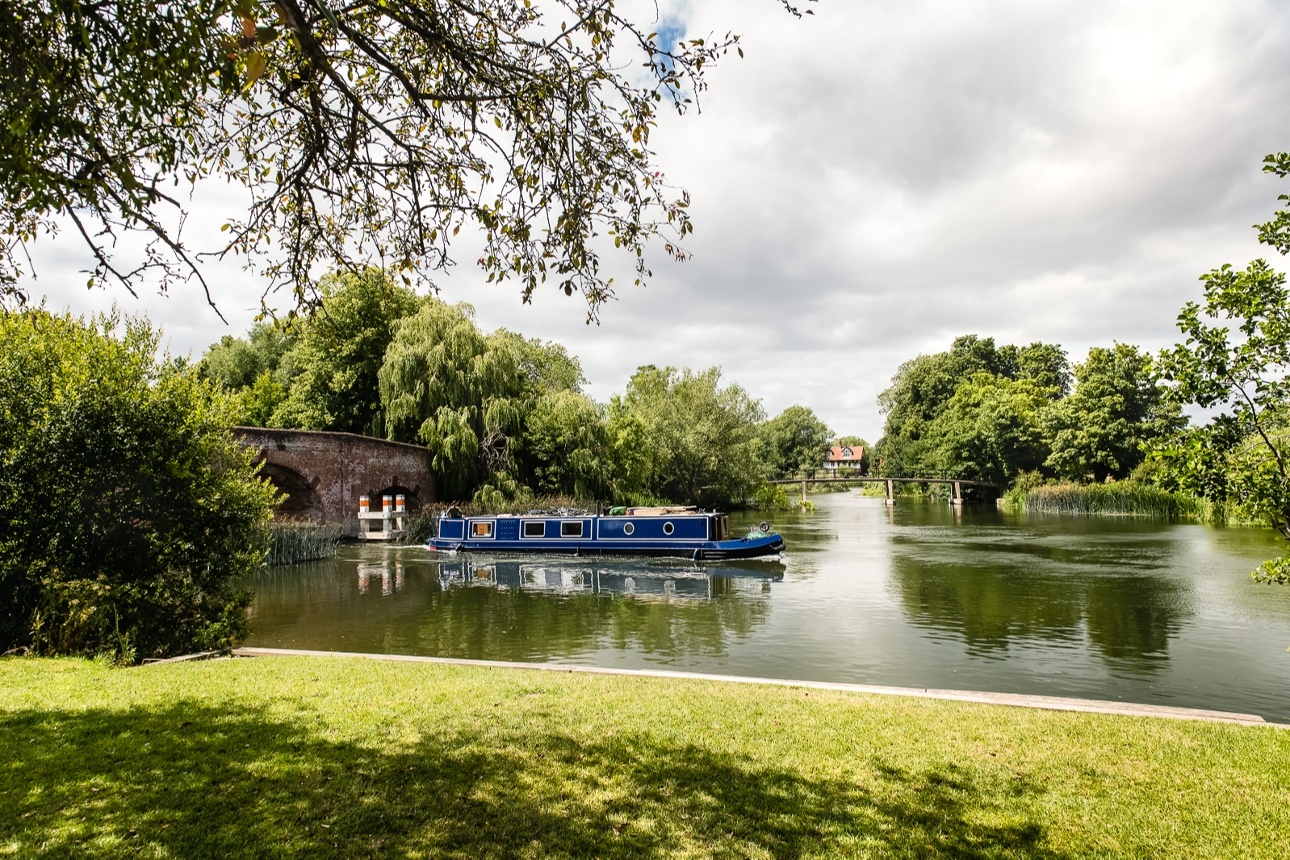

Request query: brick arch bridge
[{"left": 234, "top": 427, "right": 437, "bottom": 536}]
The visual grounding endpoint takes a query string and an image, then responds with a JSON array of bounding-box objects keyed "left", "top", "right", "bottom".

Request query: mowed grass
[{"left": 1, "top": 657, "right": 1287, "bottom": 858}]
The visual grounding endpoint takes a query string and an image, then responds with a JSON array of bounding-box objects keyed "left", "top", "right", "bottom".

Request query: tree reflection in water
[
  {"left": 246, "top": 554, "right": 783, "bottom": 664},
  {"left": 889, "top": 534, "right": 1191, "bottom": 675}
]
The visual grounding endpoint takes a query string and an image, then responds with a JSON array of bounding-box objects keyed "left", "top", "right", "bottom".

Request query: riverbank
[{"left": 5, "top": 657, "right": 1288, "bottom": 858}]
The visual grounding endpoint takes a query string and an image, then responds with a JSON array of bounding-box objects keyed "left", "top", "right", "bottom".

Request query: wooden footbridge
[{"left": 767, "top": 474, "right": 1000, "bottom": 506}]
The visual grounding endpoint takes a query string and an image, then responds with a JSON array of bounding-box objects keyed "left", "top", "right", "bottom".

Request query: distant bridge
[{"left": 766, "top": 474, "right": 1000, "bottom": 505}]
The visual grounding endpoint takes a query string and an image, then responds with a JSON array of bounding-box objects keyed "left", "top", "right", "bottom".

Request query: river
[{"left": 244, "top": 491, "right": 1290, "bottom": 722}]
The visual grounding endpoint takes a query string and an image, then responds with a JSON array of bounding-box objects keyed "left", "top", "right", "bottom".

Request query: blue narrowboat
[{"left": 426, "top": 506, "right": 785, "bottom": 560}]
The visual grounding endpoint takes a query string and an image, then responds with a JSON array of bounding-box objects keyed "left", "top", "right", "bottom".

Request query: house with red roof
[{"left": 823, "top": 445, "right": 867, "bottom": 474}]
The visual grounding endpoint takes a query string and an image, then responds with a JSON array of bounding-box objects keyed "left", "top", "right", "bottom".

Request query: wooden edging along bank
[{"left": 227, "top": 647, "right": 1277, "bottom": 727}]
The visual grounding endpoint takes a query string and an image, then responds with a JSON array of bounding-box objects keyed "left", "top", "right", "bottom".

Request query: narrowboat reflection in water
[{"left": 436, "top": 558, "right": 785, "bottom": 601}]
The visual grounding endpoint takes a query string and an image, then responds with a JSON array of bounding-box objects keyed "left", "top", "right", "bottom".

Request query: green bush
[
  {"left": 0, "top": 309, "right": 277, "bottom": 661},
  {"left": 1001, "top": 469, "right": 1049, "bottom": 510},
  {"left": 752, "top": 483, "right": 792, "bottom": 511}
]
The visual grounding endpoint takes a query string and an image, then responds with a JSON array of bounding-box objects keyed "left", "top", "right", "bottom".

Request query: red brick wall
[{"left": 234, "top": 427, "right": 437, "bottom": 535}]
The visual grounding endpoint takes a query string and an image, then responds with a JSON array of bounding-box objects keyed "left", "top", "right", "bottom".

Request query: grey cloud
[{"left": 25, "top": 0, "right": 1290, "bottom": 443}]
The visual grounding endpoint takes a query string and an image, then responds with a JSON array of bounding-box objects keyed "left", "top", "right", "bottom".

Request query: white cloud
[{"left": 23, "top": 0, "right": 1290, "bottom": 442}]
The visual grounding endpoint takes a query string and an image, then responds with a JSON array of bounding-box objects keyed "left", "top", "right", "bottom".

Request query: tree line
[
  {"left": 873, "top": 335, "right": 1183, "bottom": 488},
  {"left": 198, "top": 267, "right": 848, "bottom": 509},
  {"left": 869, "top": 150, "right": 1290, "bottom": 586}
]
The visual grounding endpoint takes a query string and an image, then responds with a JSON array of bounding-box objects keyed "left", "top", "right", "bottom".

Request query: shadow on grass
[{"left": 1, "top": 701, "right": 1067, "bottom": 859}]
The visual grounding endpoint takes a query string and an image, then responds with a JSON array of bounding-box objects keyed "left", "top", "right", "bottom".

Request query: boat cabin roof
[{"left": 440, "top": 505, "right": 710, "bottom": 519}]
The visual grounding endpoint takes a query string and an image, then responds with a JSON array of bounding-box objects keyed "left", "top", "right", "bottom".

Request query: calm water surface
[{"left": 245, "top": 492, "right": 1290, "bottom": 722}]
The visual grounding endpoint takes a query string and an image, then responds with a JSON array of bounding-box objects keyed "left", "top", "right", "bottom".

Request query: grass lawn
[{"left": 1, "top": 656, "right": 1286, "bottom": 858}]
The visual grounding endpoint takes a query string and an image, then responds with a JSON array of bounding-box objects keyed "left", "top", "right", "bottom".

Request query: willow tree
[
  {"left": 2, "top": 0, "right": 810, "bottom": 316},
  {"left": 378, "top": 300, "right": 526, "bottom": 499}
]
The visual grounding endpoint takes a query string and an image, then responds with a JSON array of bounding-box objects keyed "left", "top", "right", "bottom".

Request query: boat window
[
  {"left": 561, "top": 520, "right": 584, "bottom": 538},
  {"left": 471, "top": 521, "right": 494, "bottom": 538},
  {"left": 663, "top": 521, "right": 675, "bottom": 535},
  {"left": 623, "top": 522, "right": 635, "bottom": 536},
  {"left": 523, "top": 520, "right": 546, "bottom": 538}
]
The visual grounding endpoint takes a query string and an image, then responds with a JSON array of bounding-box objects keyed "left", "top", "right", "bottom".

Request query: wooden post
[
  {"left": 801, "top": 479, "right": 807, "bottom": 506},
  {"left": 951, "top": 481, "right": 963, "bottom": 506},
  {"left": 885, "top": 479, "right": 895, "bottom": 506}
]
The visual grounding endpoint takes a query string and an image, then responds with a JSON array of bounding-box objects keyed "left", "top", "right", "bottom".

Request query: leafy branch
[{"left": 1, "top": 0, "right": 811, "bottom": 318}]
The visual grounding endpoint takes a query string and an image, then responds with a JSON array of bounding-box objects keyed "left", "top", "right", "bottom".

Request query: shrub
[
  {"left": 0, "top": 310, "right": 277, "bottom": 661},
  {"left": 752, "top": 483, "right": 792, "bottom": 511}
]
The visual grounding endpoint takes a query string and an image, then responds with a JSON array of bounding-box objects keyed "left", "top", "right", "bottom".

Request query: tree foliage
[
  {"left": 927, "top": 373, "right": 1050, "bottom": 487},
  {"left": 198, "top": 319, "right": 295, "bottom": 391},
  {"left": 519, "top": 389, "right": 613, "bottom": 499},
  {"left": 1154, "top": 151, "right": 1290, "bottom": 584},
  {"left": 488, "top": 328, "right": 587, "bottom": 399},
  {"left": 1158, "top": 261, "right": 1290, "bottom": 536},
  {"left": 378, "top": 300, "right": 521, "bottom": 498},
  {"left": 199, "top": 268, "right": 786, "bottom": 506},
  {"left": 612, "top": 365, "right": 765, "bottom": 507},
  {"left": 874, "top": 334, "right": 1184, "bottom": 490},
  {"left": 198, "top": 318, "right": 296, "bottom": 424},
  {"left": 1046, "top": 344, "right": 1183, "bottom": 483},
  {"left": 0, "top": 309, "right": 276, "bottom": 660},
  {"left": 759, "top": 405, "right": 833, "bottom": 476},
  {"left": 877, "top": 335, "right": 1069, "bottom": 479},
  {"left": 2, "top": 0, "right": 809, "bottom": 315},
  {"left": 269, "top": 268, "right": 421, "bottom": 434}
]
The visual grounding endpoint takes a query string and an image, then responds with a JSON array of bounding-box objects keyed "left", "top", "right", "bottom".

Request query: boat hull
[
  {"left": 426, "top": 512, "right": 784, "bottom": 560},
  {"left": 426, "top": 534, "right": 785, "bottom": 560}
]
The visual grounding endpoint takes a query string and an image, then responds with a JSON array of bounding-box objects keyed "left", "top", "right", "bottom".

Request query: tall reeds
[
  {"left": 265, "top": 522, "right": 343, "bottom": 565},
  {"left": 1006, "top": 481, "right": 1205, "bottom": 519}
]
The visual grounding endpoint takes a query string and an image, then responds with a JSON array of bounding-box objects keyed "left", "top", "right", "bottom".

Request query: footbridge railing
[{"left": 765, "top": 474, "right": 1000, "bottom": 506}]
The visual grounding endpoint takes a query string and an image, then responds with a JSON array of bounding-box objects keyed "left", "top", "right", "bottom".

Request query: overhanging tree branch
[{"left": 2, "top": 0, "right": 812, "bottom": 316}]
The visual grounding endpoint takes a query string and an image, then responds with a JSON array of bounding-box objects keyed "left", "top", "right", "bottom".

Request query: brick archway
[
  {"left": 259, "top": 462, "right": 324, "bottom": 520},
  {"left": 235, "top": 427, "right": 437, "bottom": 536}
]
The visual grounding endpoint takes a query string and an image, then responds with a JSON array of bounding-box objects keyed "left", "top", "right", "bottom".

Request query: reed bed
[
  {"left": 265, "top": 522, "right": 343, "bottom": 565},
  {"left": 1008, "top": 481, "right": 1205, "bottom": 519}
]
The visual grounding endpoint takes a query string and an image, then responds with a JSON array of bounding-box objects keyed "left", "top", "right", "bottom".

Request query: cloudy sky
[{"left": 28, "top": 0, "right": 1290, "bottom": 442}]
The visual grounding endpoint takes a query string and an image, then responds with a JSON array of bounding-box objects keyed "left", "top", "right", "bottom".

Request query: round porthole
[
  {"left": 623, "top": 522, "right": 635, "bottom": 535},
  {"left": 663, "top": 521, "right": 675, "bottom": 535}
]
